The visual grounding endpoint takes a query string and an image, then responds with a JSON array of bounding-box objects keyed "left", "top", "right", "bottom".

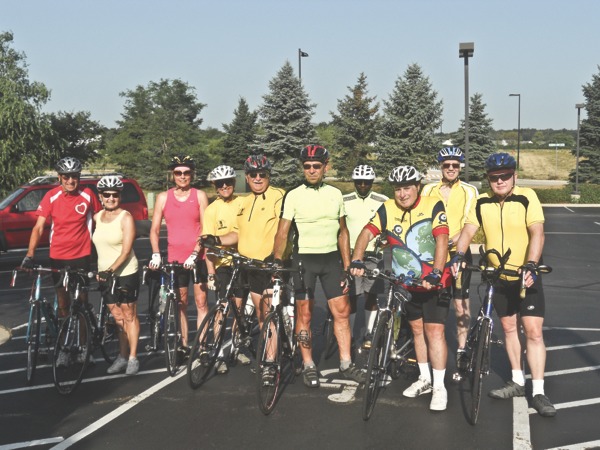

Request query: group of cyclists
[{"left": 20, "top": 143, "right": 556, "bottom": 418}]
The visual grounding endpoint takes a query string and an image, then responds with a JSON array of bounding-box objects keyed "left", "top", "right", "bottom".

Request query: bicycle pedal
[{"left": 491, "top": 339, "right": 504, "bottom": 346}]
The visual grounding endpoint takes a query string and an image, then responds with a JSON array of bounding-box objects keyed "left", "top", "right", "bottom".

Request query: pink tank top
[{"left": 163, "top": 188, "right": 202, "bottom": 263}]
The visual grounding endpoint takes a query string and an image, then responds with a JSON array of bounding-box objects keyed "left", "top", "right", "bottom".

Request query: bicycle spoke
[
  {"left": 256, "top": 311, "right": 283, "bottom": 415},
  {"left": 99, "top": 305, "right": 120, "bottom": 364},
  {"left": 53, "top": 310, "right": 91, "bottom": 395},
  {"left": 26, "top": 303, "right": 41, "bottom": 385}
]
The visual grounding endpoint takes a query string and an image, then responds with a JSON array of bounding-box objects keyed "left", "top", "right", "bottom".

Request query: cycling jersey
[
  {"left": 465, "top": 185, "right": 544, "bottom": 278},
  {"left": 234, "top": 186, "right": 285, "bottom": 260},
  {"left": 37, "top": 186, "right": 101, "bottom": 260},
  {"left": 343, "top": 190, "right": 388, "bottom": 252},
  {"left": 365, "top": 196, "right": 451, "bottom": 291},
  {"left": 163, "top": 188, "right": 202, "bottom": 263},
  {"left": 281, "top": 183, "right": 345, "bottom": 254},
  {"left": 203, "top": 196, "right": 243, "bottom": 269}
]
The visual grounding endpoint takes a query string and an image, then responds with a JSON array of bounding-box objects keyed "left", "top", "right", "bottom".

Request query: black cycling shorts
[
  {"left": 492, "top": 276, "right": 545, "bottom": 318},
  {"left": 176, "top": 259, "right": 208, "bottom": 287},
  {"left": 103, "top": 272, "right": 140, "bottom": 305},
  {"left": 292, "top": 251, "right": 345, "bottom": 301},
  {"left": 50, "top": 255, "right": 91, "bottom": 286},
  {"left": 404, "top": 289, "right": 452, "bottom": 324}
]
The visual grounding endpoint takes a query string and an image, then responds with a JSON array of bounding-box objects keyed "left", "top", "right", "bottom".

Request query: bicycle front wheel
[
  {"left": 26, "top": 303, "right": 41, "bottom": 385},
  {"left": 390, "top": 314, "right": 416, "bottom": 380},
  {"left": 363, "top": 310, "right": 393, "bottom": 421},
  {"left": 187, "top": 303, "right": 229, "bottom": 389},
  {"left": 53, "top": 310, "right": 91, "bottom": 395},
  {"left": 256, "top": 311, "right": 283, "bottom": 415},
  {"left": 469, "top": 318, "right": 491, "bottom": 425},
  {"left": 164, "top": 294, "right": 181, "bottom": 376},
  {"left": 99, "top": 304, "right": 120, "bottom": 364}
]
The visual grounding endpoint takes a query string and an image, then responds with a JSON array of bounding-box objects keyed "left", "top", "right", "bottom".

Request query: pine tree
[
  {"left": 376, "top": 64, "right": 443, "bottom": 175},
  {"left": 221, "top": 97, "right": 258, "bottom": 169},
  {"left": 571, "top": 66, "right": 600, "bottom": 184},
  {"left": 330, "top": 73, "right": 380, "bottom": 179},
  {"left": 452, "top": 93, "right": 495, "bottom": 181},
  {"left": 256, "top": 61, "right": 316, "bottom": 189}
]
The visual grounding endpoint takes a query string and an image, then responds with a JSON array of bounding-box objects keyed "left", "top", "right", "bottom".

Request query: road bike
[
  {"left": 187, "top": 245, "right": 259, "bottom": 389},
  {"left": 455, "top": 246, "right": 552, "bottom": 425},
  {"left": 361, "top": 268, "right": 418, "bottom": 421},
  {"left": 11, "top": 266, "right": 61, "bottom": 385},
  {"left": 52, "top": 267, "right": 120, "bottom": 395}
]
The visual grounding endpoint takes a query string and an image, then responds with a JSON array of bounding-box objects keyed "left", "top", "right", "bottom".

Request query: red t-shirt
[{"left": 37, "top": 186, "right": 102, "bottom": 260}]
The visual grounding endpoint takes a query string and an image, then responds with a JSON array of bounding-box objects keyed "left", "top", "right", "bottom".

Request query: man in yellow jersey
[
  {"left": 343, "top": 164, "right": 388, "bottom": 348},
  {"left": 421, "top": 147, "right": 478, "bottom": 372},
  {"left": 203, "top": 165, "right": 249, "bottom": 374},
  {"left": 273, "top": 145, "right": 366, "bottom": 388},
  {"left": 452, "top": 152, "right": 555, "bottom": 417}
]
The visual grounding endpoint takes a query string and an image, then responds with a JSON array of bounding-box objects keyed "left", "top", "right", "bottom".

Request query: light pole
[
  {"left": 509, "top": 93, "right": 521, "bottom": 170},
  {"left": 459, "top": 42, "right": 474, "bottom": 182},
  {"left": 574, "top": 103, "right": 585, "bottom": 195},
  {"left": 298, "top": 49, "right": 309, "bottom": 81}
]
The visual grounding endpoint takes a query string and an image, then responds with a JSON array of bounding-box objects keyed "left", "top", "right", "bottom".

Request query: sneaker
[
  {"left": 236, "top": 351, "right": 251, "bottom": 366},
  {"left": 125, "top": 358, "right": 140, "bottom": 376},
  {"left": 488, "top": 381, "right": 525, "bottom": 399},
  {"left": 532, "top": 394, "right": 557, "bottom": 417},
  {"left": 403, "top": 376, "right": 433, "bottom": 398},
  {"left": 302, "top": 365, "right": 320, "bottom": 388},
  {"left": 430, "top": 386, "right": 448, "bottom": 411},
  {"left": 56, "top": 350, "right": 69, "bottom": 368},
  {"left": 339, "top": 363, "right": 367, "bottom": 384},
  {"left": 261, "top": 365, "right": 277, "bottom": 387},
  {"left": 456, "top": 350, "right": 469, "bottom": 372},
  {"left": 107, "top": 355, "right": 128, "bottom": 374},
  {"left": 215, "top": 360, "right": 229, "bottom": 374}
]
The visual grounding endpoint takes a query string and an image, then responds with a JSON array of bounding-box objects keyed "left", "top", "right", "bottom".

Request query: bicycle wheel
[
  {"left": 390, "top": 316, "right": 416, "bottom": 380},
  {"left": 53, "top": 310, "right": 91, "bottom": 395},
  {"left": 99, "top": 304, "right": 120, "bottom": 364},
  {"left": 322, "top": 309, "right": 337, "bottom": 360},
  {"left": 26, "top": 303, "right": 41, "bottom": 385},
  {"left": 164, "top": 294, "right": 181, "bottom": 376},
  {"left": 187, "top": 304, "right": 229, "bottom": 389},
  {"left": 256, "top": 311, "right": 283, "bottom": 415},
  {"left": 469, "top": 318, "right": 491, "bottom": 425},
  {"left": 146, "top": 275, "right": 161, "bottom": 352},
  {"left": 363, "top": 310, "right": 393, "bottom": 421}
]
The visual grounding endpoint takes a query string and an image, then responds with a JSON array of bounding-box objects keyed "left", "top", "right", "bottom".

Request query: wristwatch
[{"left": 432, "top": 268, "right": 442, "bottom": 276}]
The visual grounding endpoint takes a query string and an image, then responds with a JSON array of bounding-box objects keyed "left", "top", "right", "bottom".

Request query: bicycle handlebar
[
  {"left": 360, "top": 268, "right": 437, "bottom": 289},
  {"left": 10, "top": 265, "right": 60, "bottom": 288}
]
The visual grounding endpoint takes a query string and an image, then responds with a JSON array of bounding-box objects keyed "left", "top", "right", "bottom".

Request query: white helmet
[
  {"left": 55, "top": 157, "right": 82, "bottom": 174},
  {"left": 97, "top": 175, "right": 124, "bottom": 191},
  {"left": 388, "top": 166, "right": 423, "bottom": 185},
  {"left": 208, "top": 165, "right": 236, "bottom": 181},
  {"left": 352, "top": 165, "right": 376, "bottom": 181}
]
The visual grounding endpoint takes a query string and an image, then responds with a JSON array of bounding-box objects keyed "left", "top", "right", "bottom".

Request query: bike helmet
[
  {"left": 55, "top": 157, "right": 82, "bottom": 174},
  {"left": 244, "top": 154, "right": 271, "bottom": 173},
  {"left": 300, "top": 145, "right": 329, "bottom": 163},
  {"left": 168, "top": 154, "right": 196, "bottom": 170},
  {"left": 208, "top": 165, "right": 236, "bottom": 181},
  {"left": 437, "top": 146, "right": 465, "bottom": 163},
  {"left": 97, "top": 175, "right": 124, "bottom": 191},
  {"left": 484, "top": 152, "right": 516, "bottom": 172},
  {"left": 352, "top": 165, "right": 376, "bottom": 181},
  {"left": 388, "top": 166, "right": 423, "bottom": 185}
]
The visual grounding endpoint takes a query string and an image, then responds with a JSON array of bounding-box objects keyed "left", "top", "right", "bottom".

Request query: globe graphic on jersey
[
  {"left": 405, "top": 220, "right": 435, "bottom": 262},
  {"left": 391, "top": 247, "right": 423, "bottom": 278}
]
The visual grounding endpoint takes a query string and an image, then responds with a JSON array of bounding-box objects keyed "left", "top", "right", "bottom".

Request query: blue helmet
[
  {"left": 437, "top": 147, "right": 464, "bottom": 163},
  {"left": 484, "top": 153, "right": 517, "bottom": 172}
]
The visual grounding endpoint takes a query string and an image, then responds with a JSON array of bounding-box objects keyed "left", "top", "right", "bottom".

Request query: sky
[{"left": 2, "top": 0, "right": 598, "bottom": 133}]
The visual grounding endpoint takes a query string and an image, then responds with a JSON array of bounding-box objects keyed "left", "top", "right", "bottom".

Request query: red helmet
[
  {"left": 244, "top": 154, "right": 271, "bottom": 173},
  {"left": 300, "top": 145, "right": 329, "bottom": 163}
]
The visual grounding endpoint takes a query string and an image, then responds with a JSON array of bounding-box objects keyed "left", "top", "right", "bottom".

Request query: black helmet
[
  {"left": 484, "top": 153, "right": 516, "bottom": 172},
  {"left": 55, "top": 157, "right": 82, "bottom": 174},
  {"left": 168, "top": 155, "right": 196, "bottom": 170},
  {"left": 244, "top": 154, "right": 271, "bottom": 173},
  {"left": 300, "top": 145, "right": 329, "bottom": 163}
]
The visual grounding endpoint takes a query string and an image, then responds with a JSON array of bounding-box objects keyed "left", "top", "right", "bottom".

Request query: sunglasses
[
  {"left": 303, "top": 163, "right": 323, "bottom": 170},
  {"left": 60, "top": 174, "right": 80, "bottom": 181},
  {"left": 247, "top": 171, "right": 268, "bottom": 179},
  {"left": 488, "top": 172, "right": 514, "bottom": 182},
  {"left": 354, "top": 180, "right": 373, "bottom": 186},
  {"left": 442, "top": 163, "right": 461, "bottom": 169},
  {"left": 214, "top": 179, "right": 234, "bottom": 188},
  {"left": 101, "top": 192, "right": 120, "bottom": 199},
  {"left": 173, "top": 170, "right": 192, "bottom": 177}
]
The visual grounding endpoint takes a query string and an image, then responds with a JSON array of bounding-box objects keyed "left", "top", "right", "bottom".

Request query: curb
[{"left": 0, "top": 325, "right": 11, "bottom": 346}]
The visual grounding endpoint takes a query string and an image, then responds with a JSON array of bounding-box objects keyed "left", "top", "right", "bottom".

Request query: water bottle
[{"left": 159, "top": 284, "right": 167, "bottom": 313}]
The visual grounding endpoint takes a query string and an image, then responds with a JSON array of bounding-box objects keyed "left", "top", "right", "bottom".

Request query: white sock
[
  {"left": 365, "top": 310, "right": 377, "bottom": 334},
  {"left": 532, "top": 379, "right": 545, "bottom": 396},
  {"left": 432, "top": 368, "right": 446, "bottom": 389},
  {"left": 512, "top": 370, "right": 526, "bottom": 386},
  {"left": 418, "top": 362, "right": 431, "bottom": 381}
]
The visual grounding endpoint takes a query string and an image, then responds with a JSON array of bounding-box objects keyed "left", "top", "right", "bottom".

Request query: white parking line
[
  {"left": 0, "top": 437, "right": 64, "bottom": 449},
  {"left": 546, "top": 439, "right": 600, "bottom": 450},
  {"left": 544, "top": 365, "right": 600, "bottom": 377},
  {"left": 547, "top": 341, "right": 600, "bottom": 351},
  {"left": 513, "top": 396, "right": 531, "bottom": 450}
]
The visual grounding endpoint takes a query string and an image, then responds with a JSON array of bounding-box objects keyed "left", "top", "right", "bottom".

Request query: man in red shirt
[{"left": 22, "top": 157, "right": 102, "bottom": 318}]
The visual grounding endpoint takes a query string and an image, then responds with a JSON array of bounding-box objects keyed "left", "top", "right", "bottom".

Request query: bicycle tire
[
  {"left": 187, "top": 303, "right": 228, "bottom": 389},
  {"left": 26, "top": 303, "right": 41, "bottom": 385},
  {"left": 99, "top": 304, "right": 120, "bottom": 364},
  {"left": 363, "top": 310, "right": 393, "bottom": 421},
  {"left": 53, "top": 310, "right": 91, "bottom": 395},
  {"left": 256, "top": 311, "right": 283, "bottom": 415},
  {"left": 469, "top": 318, "right": 491, "bottom": 425},
  {"left": 322, "top": 310, "right": 337, "bottom": 360},
  {"left": 164, "top": 294, "right": 181, "bottom": 376}
]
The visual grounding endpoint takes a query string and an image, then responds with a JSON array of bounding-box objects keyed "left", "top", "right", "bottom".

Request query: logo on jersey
[
  {"left": 527, "top": 305, "right": 535, "bottom": 311},
  {"left": 75, "top": 202, "right": 88, "bottom": 215},
  {"left": 393, "top": 225, "right": 403, "bottom": 235},
  {"left": 439, "top": 213, "right": 447, "bottom": 223}
]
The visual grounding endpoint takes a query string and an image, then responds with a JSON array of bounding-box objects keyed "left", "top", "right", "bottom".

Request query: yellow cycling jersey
[
  {"left": 203, "top": 196, "right": 243, "bottom": 268},
  {"left": 466, "top": 185, "right": 544, "bottom": 276},
  {"left": 234, "top": 186, "right": 285, "bottom": 260},
  {"left": 421, "top": 180, "right": 478, "bottom": 248},
  {"left": 343, "top": 190, "right": 388, "bottom": 252}
]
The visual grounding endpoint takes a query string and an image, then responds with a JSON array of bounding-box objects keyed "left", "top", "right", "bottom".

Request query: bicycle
[
  {"left": 11, "top": 266, "right": 61, "bottom": 385},
  {"left": 361, "top": 268, "right": 419, "bottom": 421},
  {"left": 454, "top": 246, "right": 552, "bottom": 425},
  {"left": 254, "top": 261, "right": 303, "bottom": 415},
  {"left": 187, "top": 245, "right": 260, "bottom": 389},
  {"left": 52, "top": 267, "right": 120, "bottom": 395}
]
